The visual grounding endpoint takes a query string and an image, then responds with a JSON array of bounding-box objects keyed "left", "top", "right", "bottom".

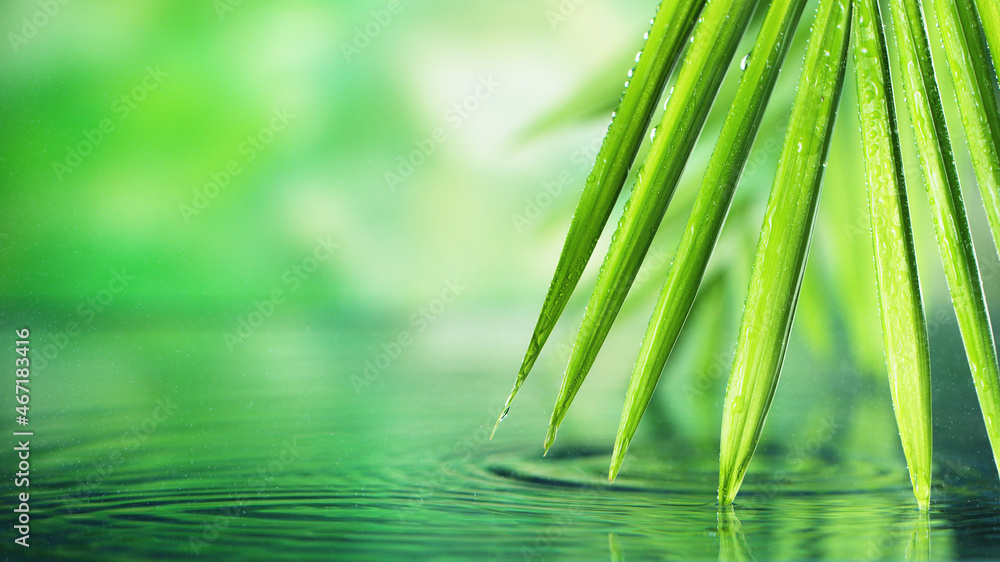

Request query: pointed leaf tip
[
  {"left": 610, "top": 0, "right": 808, "bottom": 485},
  {"left": 543, "top": 427, "right": 557, "bottom": 455},
  {"left": 544, "top": 0, "right": 761, "bottom": 477},
  {"left": 490, "top": 405, "right": 511, "bottom": 440},
  {"left": 893, "top": 0, "right": 1000, "bottom": 485},
  {"left": 854, "top": 0, "right": 933, "bottom": 509},
  {"left": 718, "top": 0, "right": 852, "bottom": 504},
  {"left": 495, "top": 0, "right": 709, "bottom": 422}
]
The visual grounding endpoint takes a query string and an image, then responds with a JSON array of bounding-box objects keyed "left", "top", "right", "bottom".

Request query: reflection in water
[
  {"left": 906, "top": 511, "right": 930, "bottom": 562},
  {"left": 855, "top": 507, "right": 934, "bottom": 561},
  {"left": 608, "top": 532, "right": 626, "bottom": 562},
  {"left": 716, "top": 504, "right": 932, "bottom": 562},
  {"left": 492, "top": 446, "right": 997, "bottom": 560},
  {"left": 15, "top": 327, "right": 999, "bottom": 559},
  {"left": 718, "top": 506, "right": 755, "bottom": 562}
]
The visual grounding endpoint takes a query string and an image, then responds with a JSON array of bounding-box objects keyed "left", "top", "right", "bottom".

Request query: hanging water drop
[
  {"left": 662, "top": 86, "right": 674, "bottom": 110},
  {"left": 650, "top": 126, "right": 658, "bottom": 142},
  {"left": 740, "top": 53, "right": 750, "bottom": 70}
]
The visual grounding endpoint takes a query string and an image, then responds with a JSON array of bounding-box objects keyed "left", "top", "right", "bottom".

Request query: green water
[{"left": 5, "top": 323, "right": 997, "bottom": 560}]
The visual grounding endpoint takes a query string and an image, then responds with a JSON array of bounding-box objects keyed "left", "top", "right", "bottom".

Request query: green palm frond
[
  {"left": 543, "top": 0, "right": 759, "bottom": 454},
  {"left": 611, "top": 0, "right": 808, "bottom": 482},
  {"left": 891, "top": 0, "right": 1000, "bottom": 483},
  {"left": 972, "top": 0, "right": 1000, "bottom": 75},
  {"left": 853, "top": 0, "right": 932, "bottom": 508},
  {"left": 718, "top": 0, "right": 852, "bottom": 505},
  {"left": 498, "top": 0, "right": 1000, "bottom": 505},
  {"left": 933, "top": 0, "right": 1000, "bottom": 256},
  {"left": 494, "top": 0, "right": 705, "bottom": 436}
]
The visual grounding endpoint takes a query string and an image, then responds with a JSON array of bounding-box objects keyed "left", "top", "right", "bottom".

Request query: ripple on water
[{"left": 28, "top": 440, "right": 1000, "bottom": 560}]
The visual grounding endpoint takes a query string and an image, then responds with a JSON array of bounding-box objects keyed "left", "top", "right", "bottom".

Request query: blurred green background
[
  {"left": 1, "top": 0, "right": 669, "bottom": 311},
  {"left": 1, "top": 0, "right": 999, "bottom": 558}
]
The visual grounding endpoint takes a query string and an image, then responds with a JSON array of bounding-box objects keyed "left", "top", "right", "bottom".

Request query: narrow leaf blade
[
  {"left": 718, "top": 0, "right": 853, "bottom": 505},
  {"left": 891, "top": 0, "right": 1000, "bottom": 483},
  {"left": 494, "top": 0, "right": 706, "bottom": 435},
  {"left": 854, "top": 0, "right": 933, "bottom": 509},
  {"left": 543, "top": 0, "right": 760, "bottom": 453},
  {"left": 972, "top": 0, "right": 1000, "bottom": 76},
  {"left": 933, "top": 0, "right": 1000, "bottom": 258},
  {"left": 609, "top": 0, "right": 809, "bottom": 481}
]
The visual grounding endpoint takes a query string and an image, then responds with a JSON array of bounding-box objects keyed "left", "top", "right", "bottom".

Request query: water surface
[{"left": 8, "top": 325, "right": 1000, "bottom": 560}]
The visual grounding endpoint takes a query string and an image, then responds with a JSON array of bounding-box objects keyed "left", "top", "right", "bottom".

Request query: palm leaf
[
  {"left": 543, "top": 0, "right": 760, "bottom": 453},
  {"left": 500, "top": 0, "right": 1000, "bottom": 504},
  {"left": 493, "top": 0, "right": 705, "bottom": 435},
  {"left": 890, "top": 0, "right": 1000, "bottom": 483},
  {"left": 853, "top": 0, "right": 933, "bottom": 509},
  {"left": 972, "top": 0, "right": 1000, "bottom": 75},
  {"left": 934, "top": 0, "right": 1000, "bottom": 258},
  {"left": 717, "top": 0, "right": 852, "bottom": 505},
  {"left": 609, "top": 0, "right": 808, "bottom": 482}
]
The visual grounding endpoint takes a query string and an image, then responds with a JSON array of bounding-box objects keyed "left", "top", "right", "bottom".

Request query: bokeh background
[{"left": 1, "top": 0, "right": 999, "bottom": 559}]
